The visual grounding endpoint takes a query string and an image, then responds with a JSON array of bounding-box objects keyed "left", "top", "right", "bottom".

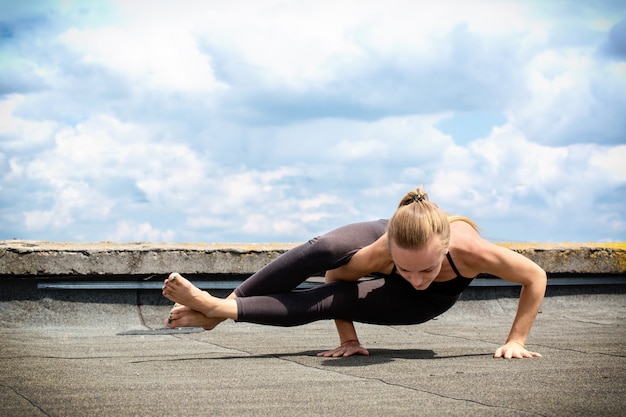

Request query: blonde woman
[{"left": 162, "top": 188, "right": 546, "bottom": 359}]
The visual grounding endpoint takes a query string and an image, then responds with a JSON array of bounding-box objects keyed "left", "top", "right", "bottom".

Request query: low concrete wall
[{"left": 1, "top": 240, "right": 625, "bottom": 278}]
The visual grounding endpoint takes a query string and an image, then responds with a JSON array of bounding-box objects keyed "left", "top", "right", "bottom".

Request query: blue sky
[{"left": 1, "top": 0, "right": 625, "bottom": 243}]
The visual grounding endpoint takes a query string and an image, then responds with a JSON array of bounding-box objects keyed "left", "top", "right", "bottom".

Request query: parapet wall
[{"left": 0, "top": 240, "right": 625, "bottom": 278}]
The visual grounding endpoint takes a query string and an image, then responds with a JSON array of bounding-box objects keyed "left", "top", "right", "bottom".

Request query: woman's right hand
[{"left": 316, "top": 341, "right": 369, "bottom": 357}]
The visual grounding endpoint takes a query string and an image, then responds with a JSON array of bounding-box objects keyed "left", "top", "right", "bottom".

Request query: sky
[{"left": 0, "top": 0, "right": 625, "bottom": 244}]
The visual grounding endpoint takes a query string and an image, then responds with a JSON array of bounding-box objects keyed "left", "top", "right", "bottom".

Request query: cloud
[
  {"left": 509, "top": 43, "right": 626, "bottom": 146},
  {"left": 0, "top": 0, "right": 624, "bottom": 243},
  {"left": 598, "top": 17, "right": 626, "bottom": 60},
  {"left": 60, "top": 26, "right": 226, "bottom": 94},
  {"left": 430, "top": 126, "right": 626, "bottom": 240},
  {"left": 107, "top": 221, "right": 175, "bottom": 243}
]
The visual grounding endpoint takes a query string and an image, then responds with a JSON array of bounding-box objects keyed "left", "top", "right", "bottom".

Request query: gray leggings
[{"left": 234, "top": 220, "right": 464, "bottom": 326}]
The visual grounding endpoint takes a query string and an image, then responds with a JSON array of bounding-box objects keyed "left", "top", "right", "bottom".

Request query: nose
[{"left": 403, "top": 272, "right": 425, "bottom": 289}]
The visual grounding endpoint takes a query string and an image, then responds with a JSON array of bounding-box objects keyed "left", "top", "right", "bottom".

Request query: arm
[
  {"left": 317, "top": 235, "right": 393, "bottom": 357},
  {"left": 470, "top": 239, "right": 547, "bottom": 359},
  {"left": 316, "top": 319, "right": 369, "bottom": 357}
]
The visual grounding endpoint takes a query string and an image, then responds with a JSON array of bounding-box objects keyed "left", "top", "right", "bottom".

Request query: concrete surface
[
  {"left": 1, "top": 240, "right": 625, "bottom": 277},
  {"left": 1, "top": 240, "right": 624, "bottom": 416},
  {"left": 1, "top": 285, "right": 625, "bottom": 417}
]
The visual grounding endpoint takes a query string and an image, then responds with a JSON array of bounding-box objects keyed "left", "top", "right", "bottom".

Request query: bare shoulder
[
  {"left": 448, "top": 221, "right": 509, "bottom": 276},
  {"left": 449, "top": 221, "right": 489, "bottom": 277},
  {"left": 449, "top": 221, "right": 545, "bottom": 283}
]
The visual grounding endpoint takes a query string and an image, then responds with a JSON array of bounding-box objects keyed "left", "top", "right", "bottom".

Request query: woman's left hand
[{"left": 494, "top": 341, "right": 542, "bottom": 359}]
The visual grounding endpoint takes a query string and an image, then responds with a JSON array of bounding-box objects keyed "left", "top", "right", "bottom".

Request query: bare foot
[
  {"left": 165, "top": 304, "right": 226, "bottom": 330},
  {"left": 162, "top": 273, "right": 216, "bottom": 316}
]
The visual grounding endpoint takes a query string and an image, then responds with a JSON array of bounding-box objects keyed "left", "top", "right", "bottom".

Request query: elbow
[
  {"left": 537, "top": 267, "right": 548, "bottom": 286},
  {"left": 530, "top": 267, "right": 547, "bottom": 294}
]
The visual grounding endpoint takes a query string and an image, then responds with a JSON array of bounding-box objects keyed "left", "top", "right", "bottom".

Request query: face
[{"left": 390, "top": 237, "right": 446, "bottom": 290}]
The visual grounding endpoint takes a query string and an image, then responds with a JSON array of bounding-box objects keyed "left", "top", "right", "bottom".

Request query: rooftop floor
[{"left": 1, "top": 284, "right": 625, "bottom": 417}]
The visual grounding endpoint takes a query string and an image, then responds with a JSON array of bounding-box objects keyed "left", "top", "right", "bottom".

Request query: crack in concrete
[
  {"left": 557, "top": 314, "right": 618, "bottom": 326},
  {"left": 135, "top": 291, "right": 152, "bottom": 330},
  {"left": 371, "top": 376, "right": 548, "bottom": 417},
  {"left": 532, "top": 344, "right": 626, "bottom": 358},
  {"left": 418, "top": 330, "right": 626, "bottom": 359},
  {"left": 419, "top": 329, "right": 497, "bottom": 347},
  {"left": 3, "top": 354, "right": 160, "bottom": 361},
  {"left": 0, "top": 383, "right": 51, "bottom": 417},
  {"left": 158, "top": 340, "right": 546, "bottom": 416},
  {"left": 273, "top": 356, "right": 547, "bottom": 416}
]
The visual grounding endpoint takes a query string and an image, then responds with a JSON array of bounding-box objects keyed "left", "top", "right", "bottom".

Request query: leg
[
  {"left": 167, "top": 303, "right": 230, "bottom": 330},
  {"left": 236, "top": 276, "right": 461, "bottom": 326},
  {"left": 166, "top": 304, "right": 211, "bottom": 328},
  {"left": 235, "top": 220, "right": 388, "bottom": 297},
  {"left": 163, "top": 272, "right": 460, "bottom": 327},
  {"left": 163, "top": 220, "right": 387, "bottom": 329},
  {"left": 162, "top": 273, "right": 238, "bottom": 319}
]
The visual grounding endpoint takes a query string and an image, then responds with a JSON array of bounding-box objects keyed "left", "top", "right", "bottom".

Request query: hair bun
[
  {"left": 400, "top": 188, "right": 429, "bottom": 207},
  {"left": 410, "top": 193, "right": 426, "bottom": 204}
]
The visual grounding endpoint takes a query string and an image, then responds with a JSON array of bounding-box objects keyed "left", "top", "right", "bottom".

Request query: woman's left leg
[
  {"left": 164, "top": 272, "right": 460, "bottom": 327},
  {"left": 235, "top": 276, "right": 460, "bottom": 326}
]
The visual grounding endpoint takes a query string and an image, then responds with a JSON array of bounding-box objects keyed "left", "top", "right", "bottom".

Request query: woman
[{"left": 162, "top": 188, "right": 547, "bottom": 359}]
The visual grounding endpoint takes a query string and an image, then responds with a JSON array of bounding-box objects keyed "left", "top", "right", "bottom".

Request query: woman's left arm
[{"left": 472, "top": 240, "right": 547, "bottom": 359}]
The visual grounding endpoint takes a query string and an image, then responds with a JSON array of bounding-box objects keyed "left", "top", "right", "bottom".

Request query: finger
[
  {"left": 319, "top": 348, "right": 338, "bottom": 357},
  {"left": 317, "top": 350, "right": 333, "bottom": 357},
  {"left": 332, "top": 349, "right": 346, "bottom": 357}
]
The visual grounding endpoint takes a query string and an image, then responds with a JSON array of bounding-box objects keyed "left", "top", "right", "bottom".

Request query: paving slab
[{"left": 1, "top": 285, "right": 625, "bottom": 417}]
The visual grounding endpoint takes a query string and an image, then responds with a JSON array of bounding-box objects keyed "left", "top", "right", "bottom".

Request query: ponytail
[{"left": 388, "top": 187, "right": 478, "bottom": 252}]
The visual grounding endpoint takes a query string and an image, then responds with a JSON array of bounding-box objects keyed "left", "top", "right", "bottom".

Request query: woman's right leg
[
  {"left": 165, "top": 220, "right": 387, "bottom": 328},
  {"left": 234, "top": 219, "right": 388, "bottom": 297}
]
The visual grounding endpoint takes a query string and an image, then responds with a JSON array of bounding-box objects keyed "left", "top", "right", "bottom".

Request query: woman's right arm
[
  {"left": 316, "top": 319, "right": 369, "bottom": 357},
  {"left": 317, "top": 235, "right": 392, "bottom": 357}
]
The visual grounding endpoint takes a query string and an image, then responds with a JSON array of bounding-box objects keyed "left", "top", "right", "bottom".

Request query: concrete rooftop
[
  {"left": 1, "top": 241, "right": 625, "bottom": 416},
  {"left": 1, "top": 285, "right": 625, "bottom": 417}
]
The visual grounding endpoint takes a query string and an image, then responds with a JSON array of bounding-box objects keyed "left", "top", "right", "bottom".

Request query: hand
[
  {"left": 317, "top": 341, "right": 370, "bottom": 357},
  {"left": 494, "top": 341, "right": 542, "bottom": 359}
]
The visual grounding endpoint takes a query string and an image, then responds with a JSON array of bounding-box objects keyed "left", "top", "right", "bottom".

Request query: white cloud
[
  {"left": 430, "top": 125, "right": 626, "bottom": 240},
  {"left": 0, "top": 0, "right": 624, "bottom": 243},
  {"left": 60, "top": 23, "right": 226, "bottom": 94},
  {"left": 0, "top": 95, "right": 58, "bottom": 154},
  {"left": 108, "top": 221, "right": 175, "bottom": 242},
  {"left": 590, "top": 145, "right": 626, "bottom": 182}
]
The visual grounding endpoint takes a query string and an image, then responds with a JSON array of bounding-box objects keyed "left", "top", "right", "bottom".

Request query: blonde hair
[{"left": 387, "top": 188, "right": 478, "bottom": 252}]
